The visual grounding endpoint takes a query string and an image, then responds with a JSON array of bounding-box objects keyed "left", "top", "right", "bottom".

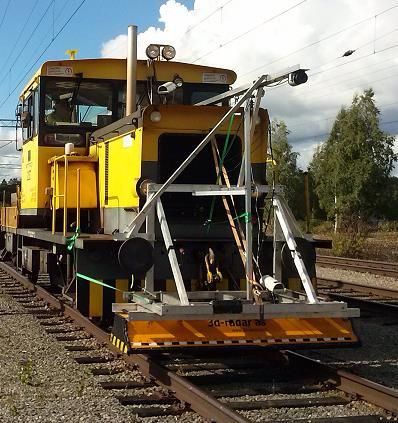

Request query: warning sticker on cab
[
  {"left": 47, "top": 66, "right": 74, "bottom": 77},
  {"left": 202, "top": 72, "right": 228, "bottom": 84}
]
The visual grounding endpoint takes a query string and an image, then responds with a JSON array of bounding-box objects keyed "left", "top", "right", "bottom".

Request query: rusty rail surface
[
  {"left": 317, "top": 278, "right": 398, "bottom": 300},
  {"left": 317, "top": 255, "right": 398, "bottom": 278},
  {"left": 286, "top": 351, "right": 398, "bottom": 414},
  {"left": 1, "top": 261, "right": 397, "bottom": 419},
  {"left": 0, "top": 262, "right": 247, "bottom": 423},
  {"left": 317, "top": 277, "right": 398, "bottom": 316}
]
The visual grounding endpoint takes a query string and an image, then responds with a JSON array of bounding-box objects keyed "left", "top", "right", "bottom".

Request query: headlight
[
  {"left": 162, "top": 45, "right": 176, "bottom": 60},
  {"left": 173, "top": 76, "right": 183, "bottom": 87},
  {"left": 146, "top": 44, "right": 160, "bottom": 60},
  {"left": 150, "top": 111, "right": 162, "bottom": 122}
]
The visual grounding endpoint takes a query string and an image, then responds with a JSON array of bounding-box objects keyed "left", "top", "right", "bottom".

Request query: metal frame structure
[{"left": 116, "top": 68, "right": 359, "bottom": 322}]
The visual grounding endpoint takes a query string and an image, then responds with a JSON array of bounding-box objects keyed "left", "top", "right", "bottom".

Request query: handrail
[{"left": 51, "top": 156, "right": 81, "bottom": 237}]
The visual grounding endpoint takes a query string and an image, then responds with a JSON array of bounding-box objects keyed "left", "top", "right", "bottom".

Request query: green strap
[
  {"left": 241, "top": 212, "right": 252, "bottom": 223},
  {"left": 76, "top": 272, "right": 126, "bottom": 292},
  {"left": 206, "top": 114, "right": 235, "bottom": 231},
  {"left": 66, "top": 227, "right": 80, "bottom": 251},
  {"left": 210, "top": 211, "right": 251, "bottom": 225}
]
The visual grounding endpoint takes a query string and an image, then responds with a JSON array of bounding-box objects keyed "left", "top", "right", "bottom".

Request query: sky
[{"left": 0, "top": 0, "right": 397, "bottom": 180}]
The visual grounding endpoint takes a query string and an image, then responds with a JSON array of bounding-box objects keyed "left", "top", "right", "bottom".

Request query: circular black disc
[{"left": 118, "top": 237, "right": 154, "bottom": 276}]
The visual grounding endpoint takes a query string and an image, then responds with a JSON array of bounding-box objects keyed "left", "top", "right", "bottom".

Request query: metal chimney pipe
[{"left": 126, "top": 25, "right": 137, "bottom": 116}]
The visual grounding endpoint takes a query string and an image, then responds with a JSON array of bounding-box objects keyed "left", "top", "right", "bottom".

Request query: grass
[{"left": 18, "top": 358, "right": 35, "bottom": 386}]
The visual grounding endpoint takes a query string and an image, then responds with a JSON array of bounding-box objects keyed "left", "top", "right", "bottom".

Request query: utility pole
[{"left": 303, "top": 171, "right": 311, "bottom": 233}]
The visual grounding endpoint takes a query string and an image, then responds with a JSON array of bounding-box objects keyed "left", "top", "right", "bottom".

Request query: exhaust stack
[{"left": 126, "top": 25, "right": 137, "bottom": 116}]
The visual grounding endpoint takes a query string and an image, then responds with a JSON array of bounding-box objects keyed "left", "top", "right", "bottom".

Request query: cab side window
[{"left": 21, "top": 90, "right": 37, "bottom": 140}]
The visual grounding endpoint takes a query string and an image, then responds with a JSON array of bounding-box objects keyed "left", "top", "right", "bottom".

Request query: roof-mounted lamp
[{"left": 145, "top": 44, "right": 176, "bottom": 61}]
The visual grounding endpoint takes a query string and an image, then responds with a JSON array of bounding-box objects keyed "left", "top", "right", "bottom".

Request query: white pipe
[{"left": 126, "top": 25, "right": 137, "bottom": 116}]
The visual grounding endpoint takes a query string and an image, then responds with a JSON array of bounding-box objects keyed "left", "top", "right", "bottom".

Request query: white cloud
[{"left": 101, "top": 0, "right": 398, "bottom": 171}]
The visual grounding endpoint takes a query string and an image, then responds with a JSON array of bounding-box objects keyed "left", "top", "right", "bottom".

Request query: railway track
[
  {"left": 0, "top": 261, "right": 397, "bottom": 422},
  {"left": 317, "top": 255, "right": 398, "bottom": 278},
  {"left": 318, "top": 278, "right": 398, "bottom": 317}
]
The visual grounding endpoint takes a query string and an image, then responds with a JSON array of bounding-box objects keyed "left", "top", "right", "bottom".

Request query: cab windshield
[{"left": 43, "top": 78, "right": 116, "bottom": 127}]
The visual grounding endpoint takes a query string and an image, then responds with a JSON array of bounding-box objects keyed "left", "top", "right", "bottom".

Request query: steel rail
[
  {"left": 286, "top": 351, "right": 398, "bottom": 414},
  {"left": 1, "top": 261, "right": 397, "bottom": 418},
  {"left": 324, "top": 290, "right": 398, "bottom": 316},
  {"left": 318, "top": 277, "right": 398, "bottom": 316},
  {"left": 317, "top": 278, "right": 398, "bottom": 300},
  {"left": 317, "top": 255, "right": 398, "bottom": 278},
  {"left": 0, "top": 262, "right": 247, "bottom": 423}
]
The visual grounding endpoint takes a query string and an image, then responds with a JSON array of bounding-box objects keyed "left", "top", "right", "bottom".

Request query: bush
[
  {"left": 378, "top": 220, "right": 398, "bottom": 232},
  {"left": 331, "top": 231, "right": 366, "bottom": 258},
  {"left": 312, "top": 220, "right": 334, "bottom": 235}
]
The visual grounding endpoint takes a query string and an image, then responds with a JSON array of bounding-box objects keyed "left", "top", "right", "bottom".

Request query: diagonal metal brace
[
  {"left": 156, "top": 199, "right": 189, "bottom": 305},
  {"left": 273, "top": 196, "right": 318, "bottom": 304}
]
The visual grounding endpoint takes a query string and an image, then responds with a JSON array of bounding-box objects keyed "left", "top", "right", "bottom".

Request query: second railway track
[
  {"left": 317, "top": 278, "right": 398, "bottom": 317},
  {"left": 317, "top": 255, "right": 398, "bottom": 278},
  {"left": 0, "top": 261, "right": 397, "bottom": 422}
]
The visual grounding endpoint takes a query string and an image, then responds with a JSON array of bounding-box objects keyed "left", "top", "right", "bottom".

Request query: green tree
[
  {"left": 379, "top": 176, "right": 398, "bottom": 220},
  {"left": 267, "top": 119, "right": 304, "bottom": 218},
  {"left": 310, "top": 89, "right": 397, "bottom": 230}
]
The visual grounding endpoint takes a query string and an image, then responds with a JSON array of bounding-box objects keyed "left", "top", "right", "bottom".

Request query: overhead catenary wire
[
  {"left": 0, "top": 0, "right": 87, "bottom": 111},
  {"left": 287, "top": 49, "right": 398, "bottom": 94},
  {"left": 18, "top": 3, "right": 74, "bottom": 78},
  {"left": 239, "top": 3, "right": 398, "bottom": 81},
  {"left": 104, "top": 0, "right": 237, "bottom": 57},
  {"left": 288, "top": 114, "right": 398, "bottom": 145},
  {"left": 290, "top": 58, "right": 398, "bottom": 99},
  {"left": 0, "top": 0, "right": 40, "bottom": 75},
  {"left": 0, "top": 0, "right": 55, "bottom": 89},
  {"left": 308, "top": 24, "right": 398, "bottom": 76},
  {"left": 192, "top": 0, "right": 308, "bottom": 63},
  {"left": 0, "top": 141, "right": 14, "bottom": 150},
  {"left": 0, "top": 0, "right": 11, "bottom": 32},
  {"left": 309, "top": 45, "right": 398, "bottom": 81},
  {"left": 296, "top": 61, "right": 398, "bottom": 104},
  {"left": 185, "top": 0, "right": 235, "bottom": 34}
]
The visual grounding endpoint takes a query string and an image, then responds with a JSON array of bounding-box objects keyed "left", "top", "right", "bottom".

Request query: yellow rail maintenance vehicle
[{"left": 0, "top": 25, "right": 359, "bottom": 352}]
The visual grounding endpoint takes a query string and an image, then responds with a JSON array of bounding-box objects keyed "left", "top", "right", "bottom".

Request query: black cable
[
  {"left": 185, "top": 0, "right": 234, "bottom": 35},
  {"left": 0, "top": 0, "right": 87, "bottom": 110},
  {"left": 0, "top": 0, "right": 40, "bottom": 74},
  {"left": 240, "top": 3, "right": 398, "bottom": 80},
  {"left": 192, "top": 0, "right": 307, "bottom": 63},
  {"left": 0, "top": 141, "right": 14, "bottom": 149},
  {"left": 0, "top": 0, "right": 54, "bottom": 89},
  {"left": 0, "top": 0, "right": 11, "bottom": 32}
]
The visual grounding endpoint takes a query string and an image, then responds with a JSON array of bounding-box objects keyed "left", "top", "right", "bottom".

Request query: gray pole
[
  {"left": 126, "top": 25, "right": 137, "bottom": 116},
  {"left": 244, "top": 102, "right": 253, "bottom": 300}
]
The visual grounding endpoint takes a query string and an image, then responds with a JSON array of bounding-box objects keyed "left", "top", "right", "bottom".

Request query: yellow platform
[{"left": 111, "top": 314, "right": 358, "bottom": 351}]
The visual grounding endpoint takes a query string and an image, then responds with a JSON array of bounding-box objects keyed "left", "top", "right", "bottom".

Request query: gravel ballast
[
  {"left": 1, "top": 264, "right": 395, "bottom": 423},
  {"left": 309, "top": 265, "right": 398, "bottom": 389},
  {"left": 0, "top": 293, "right": 136, "bottom": 423}
]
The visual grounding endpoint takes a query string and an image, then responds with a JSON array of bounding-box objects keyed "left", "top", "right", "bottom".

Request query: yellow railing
[{"left": 51, "top": 155, "right": 81, "bottom": 236}]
